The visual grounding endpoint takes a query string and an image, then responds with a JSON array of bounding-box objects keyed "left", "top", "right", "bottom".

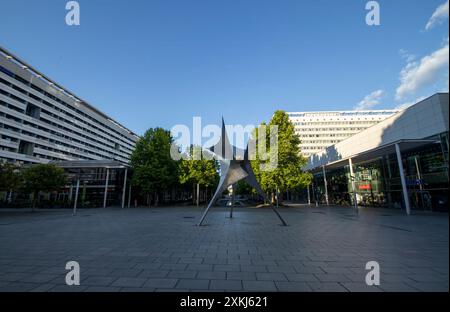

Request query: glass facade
[
  {"left": 60, "top": 167, "right": 128, "bottom": 208},
  {"left": 311, "top": 132, "right": 449, "bottom": 212}
]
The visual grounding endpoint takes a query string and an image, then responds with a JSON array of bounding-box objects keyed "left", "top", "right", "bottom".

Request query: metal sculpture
[{"left": 197, "top": 118, "right": 287, "bottom": 226}]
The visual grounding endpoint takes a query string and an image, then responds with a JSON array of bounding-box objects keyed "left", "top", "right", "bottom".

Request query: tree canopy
[
  {"left": 0, "top": 162, "right": 22, "bottom": 192},
  {"left": 130, "top": 127, "right": 179, "bottom": 204},
  {"left": 22, "top": 164, "right": 68, "bottom": 209},
  {"left": 251, "top": 110, "right": 312, "bottom": 198},
  {"left": 178, "top": 145, "right": 219, "bottom": 188}
]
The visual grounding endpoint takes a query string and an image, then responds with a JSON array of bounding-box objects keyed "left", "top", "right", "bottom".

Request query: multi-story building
[
  {"left": 305, "top": 93, "right": 449, "bottom": 213},
  {"left": 0, "top": 47, "right": 139, "bottom": 165},
  {"left": 288, "top": 110, "right": 399, "bottom": 157}
]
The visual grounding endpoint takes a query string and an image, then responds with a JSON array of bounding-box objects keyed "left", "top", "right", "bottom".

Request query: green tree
[
  {"left": 22, "top": 164, "right": 68, "bottom": 211},
  {"left": 235, "top": 179, "right": 254, "bottom": 196},
  {"left": 251, "top": 110, "right": 312, "bottom": 204},
  {"left": 0, "top": 162, "right": 23, "bottom": 203},
  {"left": 179, "top": 145, "right": 219, "bottom": 206},
  {"left": 130, "top": 127, "right": 179, "bottom": 207}
]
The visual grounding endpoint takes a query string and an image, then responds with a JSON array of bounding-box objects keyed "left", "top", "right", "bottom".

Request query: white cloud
[
  {"left": 395, "top": 95, "right": 428, "bottom": 110},
  {"left": 354, "top": 89, "right": 384, "bottom": 110},
  {"left": 395, "top": 38, "right": 449, "bottom": 100},
  {"left": 425, "top": 0, "right": 449, "bottom": 30},
  {"left": 399, "top": 49, "right": 416, "bottom": 63}
]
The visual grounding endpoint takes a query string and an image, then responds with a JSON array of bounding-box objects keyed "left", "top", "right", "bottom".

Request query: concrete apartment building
[
  {"left": 288, "top": 110, "right": 399, "bottom": 157},
  {"left": 0, "top": 47, "right": 139, "bottom": 165},
  {"left": 0, "top": 47, "right": 140, "bottom": 208}
]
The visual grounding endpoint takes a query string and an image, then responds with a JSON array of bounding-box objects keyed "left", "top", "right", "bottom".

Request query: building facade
[
  {"left": 0, "top": 47, "right": 139, "bottom": 165},
  {"left": 305, "top": 93, "right": 449, "bottom": 213},
  {"left": 288, "top": 110, "right": 399, "bottom": 157}
]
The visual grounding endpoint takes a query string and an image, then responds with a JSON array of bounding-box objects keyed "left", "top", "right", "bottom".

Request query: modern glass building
[
  {"left": 305, "top": 93, "right": 449, "bottom": 213},
  {"left": 0, "top": 47, "right": 139, "bottom": 165},
  {"left": 288, "top": 110, "right": 399, "bottom": 157}
]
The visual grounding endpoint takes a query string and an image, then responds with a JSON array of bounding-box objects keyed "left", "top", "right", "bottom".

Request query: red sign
[{"left": 359, "top": 184, "right": 372, "bottom": 190}]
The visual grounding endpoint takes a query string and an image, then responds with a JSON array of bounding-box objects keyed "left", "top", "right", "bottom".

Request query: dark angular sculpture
[{"left": 198, "top": 118, "right": 287, "bottom": 226}]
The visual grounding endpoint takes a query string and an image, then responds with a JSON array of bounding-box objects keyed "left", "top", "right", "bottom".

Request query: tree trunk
[
  {"left": 192, "top": 184, "right": 196, "bottom": 205},
  {"left": 31, "top": 191, "right": 37, "bottom": 212},
  {"left": 154, "top": 192, "right": 158, "bottom": 207},
  {"left": 196, "top": 183, "right": 200, "bottom": 207}
]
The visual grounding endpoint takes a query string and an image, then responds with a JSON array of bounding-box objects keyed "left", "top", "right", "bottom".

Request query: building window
[
  {"left": 18, "top": 140, "right": 34, "bottom": 156},
  {"left": 25, "top": 103, "right": 41, "bottom": 119}
]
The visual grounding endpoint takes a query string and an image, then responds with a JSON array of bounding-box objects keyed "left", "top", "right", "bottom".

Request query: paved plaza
[{"left": 0, "top": 205, "right": 448, "bottom": 292}]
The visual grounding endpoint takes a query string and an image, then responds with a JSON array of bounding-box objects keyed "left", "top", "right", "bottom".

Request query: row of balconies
[
  {"left": 0, "top": 104, "right": 132, "bottom": 160},
  {"left": 0, "top": 121, "right": 129, "bottom": 163},
  {"left": 0, "top": 72, "right": 137, "bottom": 150}
]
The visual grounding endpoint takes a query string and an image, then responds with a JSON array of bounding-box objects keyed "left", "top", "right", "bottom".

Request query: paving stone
[
  {"left": 214, "top": 264, "right": 240, "bottom": 272},
  {"left": 143, "top": 278, "right": 178, "bottom": 288},
  {"left": 111, "top": 277, "right": 147, "bottom": 288},
  {"left": 138, "top": 270, "right": 169, "bottom": 278},
  {"left": 22, "top": 274, "right": 60, "bottom": 284},
  {"left": 176, "top": 279, "right": 210, "bottom": 290},
  {"left": 160, "top": 263, "right": 187, "bottom": 271},
  {"left": 178, "top": 258, "right": 203, "bottom": 264},
  {"left": 266, "top": 265, "right": 297, "bottom": 273},
  {"left": 275, "top": 281, "right": 312, "bottom": 292},
  {"left": 240, "top": 265, "right": 267, "bottom": 272},
  {"left": 0, "top": 282, "right": 39, "bottom": 292},
  {"left": 197, "top": 271, "right": 226, "bottom": 280},
  {"left": 83, "top": 276, "right": 117, "bottom": 286},
  {"left": 341, "top": 282, "right": 383, "bottom": 292},
  {"left": 285, "top": 273, "right": 319, "bottom": 282},
  {"left": 405, "top": 281, "right": 449, "bottom": 292},
  {"left": 187, "top": 264, "right": 213, "bottom": 271},
  {"left": 307, "top": 282, "right": 348, "bottom": 292},
  {"left": 314, "top": 274, "right": 352, "bottom": 282},
  {"left": 85, "top": 286, "right": 121, "bottom": 292},
  {"left": 119, "top": 287, "right": 155, "bottom": 292},
  {"left": 227, "top": 259, "right": 252, "bottom": 265},
  {"left": 109, "top": 268, "right": 142, "bottom": 277},
  {"left": 227, "top": 271, "right": 257, "bottom": 280},
  {"left": 210, "top": 279, "right": 242, "bottom": 291},
  {"left": 30, "top": 283, "right": 57, "bottom": 292},
  {"left": 48, "top": 285, "right": 88, "bottom": 292},
  {"left": 202, "top": 258, "right": 228, "bottom": 265},
  {"left": 243, "top": 280, "right": 277, "bottom": 291},
  {"left": 1, "top": 272, "right": 31, "bottom": 282},
  {"left": 377, "top": 282, "right": 420, "bottom": 292},
  {"left": 167, "top": 270, "right": 197, "bottom": 279},
  {"left": 256, "top": 272, "right": 287, "bottom": 281}
]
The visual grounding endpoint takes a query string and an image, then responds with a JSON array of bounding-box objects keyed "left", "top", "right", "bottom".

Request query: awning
[
  {"left": 49, "top": 159, "right": 130, "bottom": 169},
  {"left": 308, "top": 139, "right": 440, "bottom": 172}
]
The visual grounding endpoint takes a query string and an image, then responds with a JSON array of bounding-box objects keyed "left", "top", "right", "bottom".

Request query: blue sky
[{"left": 0, "top": 0, "right": 448, "bottom": 135}]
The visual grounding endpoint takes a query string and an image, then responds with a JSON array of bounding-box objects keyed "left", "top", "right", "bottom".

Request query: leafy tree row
[
  {"left": 0, "top": 162, "right": 68, "bottom": 210},
  {"left": 129, "top": 110, "right": 311, "bottom": 207},
  {"left": 130, "top": 128, "right": 220, "bottom": 207}
]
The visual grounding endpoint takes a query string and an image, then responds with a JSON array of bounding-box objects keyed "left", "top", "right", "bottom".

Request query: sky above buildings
[{"left": 0, "top": 0, "right": 448, "bottom": 135}]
